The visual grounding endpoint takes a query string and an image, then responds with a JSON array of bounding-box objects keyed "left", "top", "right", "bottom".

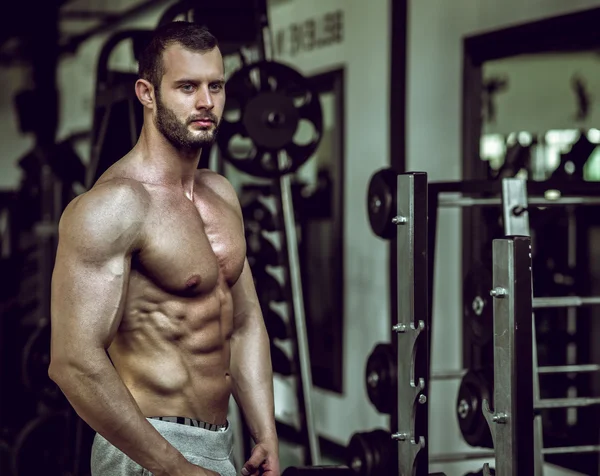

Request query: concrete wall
[{"left": 407, "top": 1, "right": 600, "bottom": 474}]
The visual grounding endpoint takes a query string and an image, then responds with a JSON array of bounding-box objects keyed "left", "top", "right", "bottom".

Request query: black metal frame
[
  {"left": 484, "top": 235, "right": 534, "bottom": 475},
  {"left": 394, "top": 172, "right": 429, "bottom": 476},
  {"left": 389, "top": 0, "right": 408, "bottom": 452},
  {"left": 460, "top": 6, "right": 600, "bottom": 355},
  {"left": 460, "top": 11, "right": 600, "bottom": 473},
  {"left": 427, "top": 179, "right": 600, "bottom": 368}
]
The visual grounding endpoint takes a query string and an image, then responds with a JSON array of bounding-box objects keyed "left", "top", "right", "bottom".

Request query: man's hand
[{"left": 241, "top": 442, "right": 280, "bottom": 476}]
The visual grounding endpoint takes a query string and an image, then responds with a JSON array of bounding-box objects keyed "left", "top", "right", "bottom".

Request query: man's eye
[
  {"left": 181, "top": 84, "right": 194, "bottom": 91},
  {"left": 210, "top": 83, "right": 223, "bottom": 91}
]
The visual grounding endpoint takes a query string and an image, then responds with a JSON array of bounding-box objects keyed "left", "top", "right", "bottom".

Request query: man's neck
[{"left": 134, "top": 125, "right": 203, "bottom": 198}]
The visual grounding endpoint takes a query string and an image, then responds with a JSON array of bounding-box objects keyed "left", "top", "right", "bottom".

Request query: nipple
[{"left": 185, "top": 275, "right": 201, "bottom": 288}]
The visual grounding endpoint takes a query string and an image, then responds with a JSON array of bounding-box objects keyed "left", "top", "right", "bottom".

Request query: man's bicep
[
  {"left": 51, "top": 243, "right": 131, "bottom": 354},
  {"left": 50, "top": 188, "right": 143, "bottom": 359}
]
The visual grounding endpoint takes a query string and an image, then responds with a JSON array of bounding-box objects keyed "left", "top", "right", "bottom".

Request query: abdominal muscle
[{"left": 107, "top": 276, "right": 234, "bottom": 426}]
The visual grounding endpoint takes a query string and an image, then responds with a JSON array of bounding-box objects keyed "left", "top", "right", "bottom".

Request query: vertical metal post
[
  {"left": 393, "top": 172, "right": 428, "bottom": 475},
  {"left": 483, "top": 236, "right": 534, "bottom": 475},
  {"left": 257, "top": 9, "right": 321, "bottom": 463},
  {"left": 500, "top": 178, "right": 545, "bottom": 475},
  {"left": 278, "top": 151, "right": 321, "bottom": 465},
  {"left": 531, "top": 317, "right": 545, "bottom": 476},
  {"left": 501, "top": 178, "right": 529, "bottom": 237}
]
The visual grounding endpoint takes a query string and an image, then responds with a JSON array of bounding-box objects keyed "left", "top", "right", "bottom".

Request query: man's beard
[{"left": 155, "top": 95, "right": 219, "bottom": 150}]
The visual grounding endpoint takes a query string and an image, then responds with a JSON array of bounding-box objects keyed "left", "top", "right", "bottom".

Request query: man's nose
[{"left": 195, "top": 86, "right": 214, "bottom": 109}]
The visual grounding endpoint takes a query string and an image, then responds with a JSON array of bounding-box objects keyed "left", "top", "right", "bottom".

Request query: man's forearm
[
  {"left": 49, "top": 351, "right": 185, "bottom": 476},
  {"left": 230, "top": 315, "right": 278, "bottom": 447}
]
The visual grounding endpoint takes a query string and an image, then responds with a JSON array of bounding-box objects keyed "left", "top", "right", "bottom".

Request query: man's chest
[{"left": 135, "top": 191, "right": 246, "bottom": 295}]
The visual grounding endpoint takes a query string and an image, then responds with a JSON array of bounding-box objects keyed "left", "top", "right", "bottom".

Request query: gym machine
[
  {"left": 481, "top": 234, "right": 535, "bottom": 476},
  {"left": 355, "top": 171, "right": 432, "bottom": 476},
  {"left": 427, "top": 178, "right": 600, "bottom": 474},
  {"left": 284, "top": 171, "right": 441, "bottom": 476},
  {"left": 501, "top": 179, "right": 600, "bottom": 474},
  {"left": 435, "top": 231, "right": 535, "bottom": 476}
]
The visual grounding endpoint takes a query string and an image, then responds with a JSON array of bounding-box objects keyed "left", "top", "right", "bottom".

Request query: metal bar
[
  {"left": 278, "top": 152, "right": 320, "bottom": 465},
  {"left": 501, "top": 178, "right": 530, "bottom": 236},
  {"left": 439, "top": 195, "right": 600, "bottom": 208},
  {"left": 542, "top": 445, "right": 600, "bottom": 455},
  {"left": 535, "top": 397, "right": 600, "bottom": 409},
  {"left": 431, "top": 444, "right": 600, "bottom": 460},
  {"left": 432, "top": 364, "right": 600, "bottom": 380},
  {"left": 430, "top": 369, "right": 466, "bottom": 380},
  {"left": 532, "top": 316, "right": 545, "bottom": 476},
  {"left": 430, "top": 178, "right": 600, "bottom": 197},
  {"left": 393, "top": 172, "right": 428, "bottom": 476},
  {"left": 538, "top": 364, "right": 600, "bottom": 374},
  {"left": 532, "top": 296, "right": 600, "bottom": 308},
  {"left": 429, "top": 451, "right": 495, "bottom": 463},
  {"left": 483, "top": 236, "right": 534, "bottom": 476},
  {"left": 431, "top": 364, "right": 600, "bottom": 380}
]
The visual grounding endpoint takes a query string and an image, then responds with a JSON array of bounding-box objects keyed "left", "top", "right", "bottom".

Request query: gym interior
[{"left": 3, "top": 0, "right": 600, "bottom": 475}]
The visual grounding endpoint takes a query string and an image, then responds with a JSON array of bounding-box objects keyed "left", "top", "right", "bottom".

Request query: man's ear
[{"left": 135, "top": 79, "right": 155, "bottom": 108}]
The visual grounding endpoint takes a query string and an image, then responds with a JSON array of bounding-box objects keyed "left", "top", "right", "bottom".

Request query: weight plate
[
  {"left": 264, "top": 307, "right": 288, "bottom": 341},
  {"left": 367, "top": 168, "right": 397, "bottom": 239},
  {"left": 254, "top": 271, "right": 285, "bottom": 308},
  {"left": 463, "top": 264, "right": 493, "bottom": 347},
  {"left": 456, "top": 369, "right": 493, "bottom": 448},
  {"left": 217, "top": 61, "right": 323, "bottom": 179},
  {"left": 242, "top": 198, "right": 276, "bottom": 231},
  {"left": 270, "top": 342, "right": 293, "bottom": 376},
  {"left": 346, "top": 429, "right": 394, "bottom": 476},
  {"left": 365, "top": 343, "right": 396, "bottom": 415},
  {"left": 243, "top": 92, "right": 299, "bottom": 149}
]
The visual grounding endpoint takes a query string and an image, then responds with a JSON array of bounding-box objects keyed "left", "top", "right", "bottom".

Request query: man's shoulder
[
  {"left": 77, "top": 177, "right": 150, "bottom": 211},
  {"left": 61, "top": 178, "right": 151, "bottom": 234}
]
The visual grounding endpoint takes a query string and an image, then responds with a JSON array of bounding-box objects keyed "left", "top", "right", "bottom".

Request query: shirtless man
[{"left": 48, "top": 21, "right": 280, "bottom": 476}]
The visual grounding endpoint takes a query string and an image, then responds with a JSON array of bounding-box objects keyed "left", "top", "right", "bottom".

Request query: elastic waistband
[{"left": 149, "top": 416, "right": 228, "bottom": 432}]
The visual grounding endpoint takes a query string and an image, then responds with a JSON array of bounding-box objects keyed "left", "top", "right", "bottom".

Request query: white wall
[{"left": 407, "top": 1, "right": 600, "bottom": 475}]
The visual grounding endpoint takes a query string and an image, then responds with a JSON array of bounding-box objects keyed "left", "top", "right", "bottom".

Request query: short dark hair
[{"left": 138, "top": 21, "right": 219, "bottom": 90}]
